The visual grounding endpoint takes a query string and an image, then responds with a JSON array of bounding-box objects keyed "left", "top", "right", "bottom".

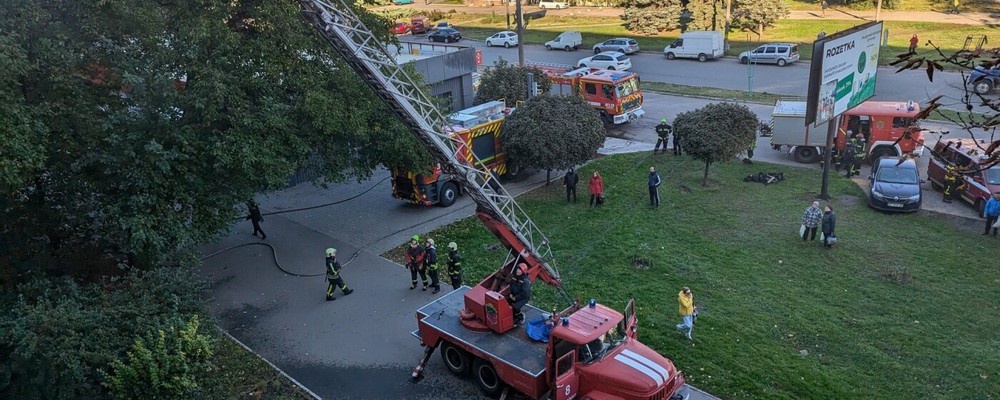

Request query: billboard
[{"left": 805, "top": 21, "right": 883, "bottom": 127}]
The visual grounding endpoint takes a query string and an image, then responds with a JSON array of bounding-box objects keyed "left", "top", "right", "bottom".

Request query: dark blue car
[
  {"left": 868, "top": 156, "right": 922, "bottom": 213},
  {"left": 428, "top": 28, "right": 461, "bottom": 43},
  {"left": 969, "top": 66, "right": 999, "bottom": 94}
]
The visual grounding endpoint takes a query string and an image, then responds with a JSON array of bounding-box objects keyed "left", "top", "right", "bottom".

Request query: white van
[
  {"left": 663, "top": 31, "right": 724, "bottom": 62},
  {"left": 538, "top": 0, "right": 569, "bottom": 9},
  {"left": 544, "top": 31, "right": 582, "bottom": 51}
]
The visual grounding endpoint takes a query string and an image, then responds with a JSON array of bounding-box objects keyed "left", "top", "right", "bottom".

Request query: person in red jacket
[
  {"left": 589, "top": 171, "right": 604, "bottom": 207},
  {"left": 406, "top": 235, "right": 427, "bottom": 290}
]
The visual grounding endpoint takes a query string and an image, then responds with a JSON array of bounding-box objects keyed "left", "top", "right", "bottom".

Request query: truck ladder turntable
[{"left": 411, "top": 287, "right": 549, "bottom": 378}]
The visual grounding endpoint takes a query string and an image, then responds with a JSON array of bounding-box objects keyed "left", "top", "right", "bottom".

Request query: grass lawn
[
  {"left": 384, "top": 153, "right": 1000, "bottom": 399},
  {"left": 784, "top": 0, "right": 1000, "bottom": 13},
  {"left": 208, "top": 331, "right": 314, "bottom": 399}
]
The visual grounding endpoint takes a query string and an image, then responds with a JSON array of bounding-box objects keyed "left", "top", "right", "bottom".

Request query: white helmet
[
  {"left": 325, "top": 248, "right": 336, "bottom": 257},
  {"left": 426, "top": 238, "right": 435, "bottom": 246},
  {"left": 448, "top": 242, "right": 458, "bottom": 250}
]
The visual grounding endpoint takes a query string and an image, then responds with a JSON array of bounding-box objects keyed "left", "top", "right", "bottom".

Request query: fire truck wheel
[
  {"left": 439, "top": 182, "right": 459, "bottom": 207},
  {"left": 930, "top": 180, "right": 942, "bottom": 191},
  {"left": 793, "top": 147, "right": 820, "bottom": 164},
  {"left": 440, "top": 342, "right": 471, "bottom": 376},
  {"left": 473, "top": 357, "right": 506, "bottom": 397}
]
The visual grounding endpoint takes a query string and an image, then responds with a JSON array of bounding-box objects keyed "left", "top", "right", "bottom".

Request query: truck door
[
  {"left": 623, "top": 298, "right": 637, "bottom": 339},
  {"left": 554, "top": 350, "right": 579, "bottom": 400}
]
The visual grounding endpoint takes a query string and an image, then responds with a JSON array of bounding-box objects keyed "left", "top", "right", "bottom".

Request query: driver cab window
[
  {"left": 601, "top": 85, "right": 614, "bottom": 99},
  {"left": 753, "top": 46, "right": 765, "bottom": 54},
  {"left": 671, "top": 39, "right": 683, "bottom": 48},
  {"left": 892, "top": 117, "right": 913, "bottom": 128},
  {"left": 585, "top": 83, "right": 597, "bottom": 95}
]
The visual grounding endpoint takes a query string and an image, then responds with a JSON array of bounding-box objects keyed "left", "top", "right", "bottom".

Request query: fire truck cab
[
  {"left": 543, "top": 66, "right": 645, "bottom": 125},
  {"left": 927, "top": 138, "right": 1000, "bottom": 217}
]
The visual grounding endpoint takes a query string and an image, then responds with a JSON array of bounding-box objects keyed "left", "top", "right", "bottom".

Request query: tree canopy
[
  {"left": 0, "top": 0, "right": 426, "bottom": 281},
  {"left": 686, "top": 0, "right": 724, "bottom": 32},
  {"left": 474, "top": 59, "right": 552, "bottom": 106},
  {"left": 732, "top": 0, "right": 790, "bottom": 36},
  {"left": 673, "top": 102, "right": 759, "bottom": 186},
  {"left": 499, "top": 95, "right": 606, "bottom": 176},
  {"left": 622, "top": 0, "right": 684, "bottom": 35}
]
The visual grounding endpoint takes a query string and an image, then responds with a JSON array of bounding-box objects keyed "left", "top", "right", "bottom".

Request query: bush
[
  {"left": 0, "top": 267, "right": 206, "bottom": 400},
  {"left": 103, "top": 315, "right": 214, "bottom": 400}
]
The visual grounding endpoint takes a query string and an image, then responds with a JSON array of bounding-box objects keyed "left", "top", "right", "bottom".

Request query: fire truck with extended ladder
[{"left": 299, "top": 1, "right": 689, "bottom": 399}]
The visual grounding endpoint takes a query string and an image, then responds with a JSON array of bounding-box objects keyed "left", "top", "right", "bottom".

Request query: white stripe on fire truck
[
  {"left": 621, "top": 349, "right": 670, "bottom": 382},
  {"left": 614, "top": 353, "right": 664, "bottom": 385}
]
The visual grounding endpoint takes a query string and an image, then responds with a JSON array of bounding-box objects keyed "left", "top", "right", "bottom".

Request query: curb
[{"left": 216, "top": 327, "right": 323, "bottom": 400}]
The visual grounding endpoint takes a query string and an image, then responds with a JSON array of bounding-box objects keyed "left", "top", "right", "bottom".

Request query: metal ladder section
[{"left": 299, "top": 0, "right": 559, "bottom": 282}]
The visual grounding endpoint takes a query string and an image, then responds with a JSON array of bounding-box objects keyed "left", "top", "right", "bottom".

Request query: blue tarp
[{"left": 526, "top": 316, "right": 552, "bottom": 343}]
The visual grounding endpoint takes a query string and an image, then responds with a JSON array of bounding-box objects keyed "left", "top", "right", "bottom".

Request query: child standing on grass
[{"left": 676, "top": 287, "right": 695, "bottom": 340}]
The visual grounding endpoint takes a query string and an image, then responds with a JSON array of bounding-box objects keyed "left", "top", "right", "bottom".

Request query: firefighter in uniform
[
  {"left": 325, "top": 248, "right": 353, "bottom": 301},
  {"left": 406, "top": 235, "right": 427, "bottom": 290},
  {"left": 446, "top": 241, "right": 463, "bottom": 290},
  {"left": 842, "top": 138, "right": 858, "bottom": 178},
  {"left": 509, "top": 263, "right": 532, "bottom": 326},
  {"left": 852, "top": 137, "right": 866, "bottom": 177},
  {"left": 943, "top": 166, "right": 966, "bottom": 203},
  {"left": 424, "top": 238, "right": 441, "bottom": 294},
  {"left": 654, "top": 119, "right": 672, "bottom": 154}
]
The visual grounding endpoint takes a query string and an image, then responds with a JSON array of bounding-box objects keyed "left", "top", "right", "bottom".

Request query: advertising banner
[{"left": 805, "top": 21, "right": 883, "bottom": 127}]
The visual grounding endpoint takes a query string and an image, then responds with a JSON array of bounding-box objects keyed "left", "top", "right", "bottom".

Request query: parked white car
[
  {"left": 485, "top": 31, "right": 519, "bottom": 48},
  {"left": 577, "top": 51, "right": 632, "bottom": 71},
  {"left": 539, "top": 0, "right": 569, "bottom": 9}
]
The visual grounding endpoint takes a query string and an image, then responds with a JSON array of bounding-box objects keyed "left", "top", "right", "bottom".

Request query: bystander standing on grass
[
  {"left": 589, "top": 170, "right": 604, "bottom": 207},
  {"left": 821, "top": 204, "right": 836, "bottom": 249},
  {"left": 801, "top": 201, "right": 822, "bottom": 241}
]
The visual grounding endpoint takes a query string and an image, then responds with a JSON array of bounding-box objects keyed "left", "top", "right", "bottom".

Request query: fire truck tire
[
  {"left": 438, "top": 182, "right": 459, "bottom": 207},
  {"left": 870, "top": 147, "right": 897, "bottom": 163},
  {"left": 473, "top": 357, "right": 506, "bottom": 397},
  {"left": 930, "top": 180, "right": 942, "bottom": 191},
  {"left": 793, "top": 147, "right": 820, "bottom": 164},
  {"left": 440, "top": 342, "right": 471, "bottom": 376}
]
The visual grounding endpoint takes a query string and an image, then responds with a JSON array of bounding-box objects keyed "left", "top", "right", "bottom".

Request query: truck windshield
[
  {"left": 987, "top": 167, "right": 1000, "bottom": 185},
  {"left": 581, "top": 324, "right": 627, "bottom": 364},
  {"left": 615, "top": 78, "right": 639, "bottom": 98}
]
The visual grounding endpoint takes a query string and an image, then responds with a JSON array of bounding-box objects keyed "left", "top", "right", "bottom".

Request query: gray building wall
[{"left": 395, "top": 42, "right": 477, "bottom": 112}]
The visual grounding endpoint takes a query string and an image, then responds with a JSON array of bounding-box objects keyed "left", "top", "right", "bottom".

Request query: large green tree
[
  {"left": 686, "top": 0, "right": 724, "bottom": 32},
  {"left": 622, "top": 0, "right": 684, "bottom": 35},
  {"left": 673, "top": 102, "right": 758, "bottom": 186},
  {"left": 0, "top": 0, "right": 425, "bottom": 281},
  {"left": 500, "top": 95, "right": 606, "bottom": 183},
  {"left": 474, "top": 59, "right": 552, "bottom": 106},
  {"left": 732, "top": 0, "right": 789, "bottom": 38}
]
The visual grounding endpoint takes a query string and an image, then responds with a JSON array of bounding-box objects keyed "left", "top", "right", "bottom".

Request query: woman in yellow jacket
[{"left": 676, "top": 287, "right": 696, "bottom": 340}]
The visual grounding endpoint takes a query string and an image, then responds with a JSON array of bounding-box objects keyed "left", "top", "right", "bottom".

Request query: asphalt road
[{"left": 436, "top": 38, "right": 974, "bottom": 112}]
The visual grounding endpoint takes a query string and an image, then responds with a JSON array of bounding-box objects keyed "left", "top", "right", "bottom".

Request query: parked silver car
[
  {"left": 738, "top": 43, "right": 800, "bottom": 67},
  {"left": 592, "top": 38, "right": 639, "bottom": 55}
]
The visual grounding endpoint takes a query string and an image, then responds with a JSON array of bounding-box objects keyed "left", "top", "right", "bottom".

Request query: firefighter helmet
[
  {"left": 326, "top": 248, "right": 336, "bottom": 257},
  {"left": 660, "top": 118, "right": 667, "bottom": 124},
  {"left": 411, "top": 234, "right": 420, "bottom": 242},
  {"left": 448, "top": 242, "right": 458, "bottom": 250},
  {"left": 426, "top": 238, "right": 434, "bottom": 246}
]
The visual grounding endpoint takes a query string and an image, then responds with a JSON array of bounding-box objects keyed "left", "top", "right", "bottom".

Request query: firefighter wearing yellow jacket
[
  {"left": 446, "top": 241, "right": 463, "bottom": 290},
  {"left": 424, "top": 238, "right": 441, "bottom": 294}
]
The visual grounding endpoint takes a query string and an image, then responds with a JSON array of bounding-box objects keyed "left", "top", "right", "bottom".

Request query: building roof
[{"left": 390, "top": 40, "right": 471, "bottom": 63}]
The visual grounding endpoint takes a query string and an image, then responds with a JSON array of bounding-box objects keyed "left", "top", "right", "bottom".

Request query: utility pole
[
  {"left": 516, "top": 0, "right": 525, "bottom": 66},
  {"left": 506, "top": 0, "right": 511, "bottom": 30},
  {"left": 724, "top": 0, "right": 732, "bottom": 51},
  {"left": 875, "top": 0, "right": 883, "bottom": 22}
]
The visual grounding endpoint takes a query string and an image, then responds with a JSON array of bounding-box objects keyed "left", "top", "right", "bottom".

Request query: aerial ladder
[
  {"left": 298, "top": 3, "right": 689, "bottom": 400},
  {"left": 298, "top": 0, "right": 572, "bottom": 329}
]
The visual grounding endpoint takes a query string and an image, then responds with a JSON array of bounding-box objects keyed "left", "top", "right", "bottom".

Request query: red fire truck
[
  {"left": 392, "top": 100, "right": 512, "bottom": 207},
  {"left": 769, "top": 99, "right": 925, "bottom": 164},
  {"left": 538, "top": 65, "right": 645, "bottom": 125},
  {"left": 300, "top": 2, "right": 688, "bottom": 399},
  {"left": 927, "top": 138, "right": 1000, "bottom": 217}
]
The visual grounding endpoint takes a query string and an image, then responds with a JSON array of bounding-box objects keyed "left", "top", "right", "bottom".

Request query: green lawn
[
  {"left": 385, "top": 153, "right": 1000, "bottom": 399},
  {"left": 783, "top": 0, "right": 1000, "bottom": 13}
]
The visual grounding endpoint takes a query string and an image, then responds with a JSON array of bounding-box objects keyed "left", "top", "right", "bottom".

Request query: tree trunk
[
  {"left": 875, "top": 0, "right": 883, "bottom": 21},
  {"left": 703, "top": 160, "right": 711, "bottom": 186},
  {"left": 724, "top": 0, "right": 732, "bottom": 51},
  {"left": 545, "top": 169, "right": 551, "bottom": 185}
]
